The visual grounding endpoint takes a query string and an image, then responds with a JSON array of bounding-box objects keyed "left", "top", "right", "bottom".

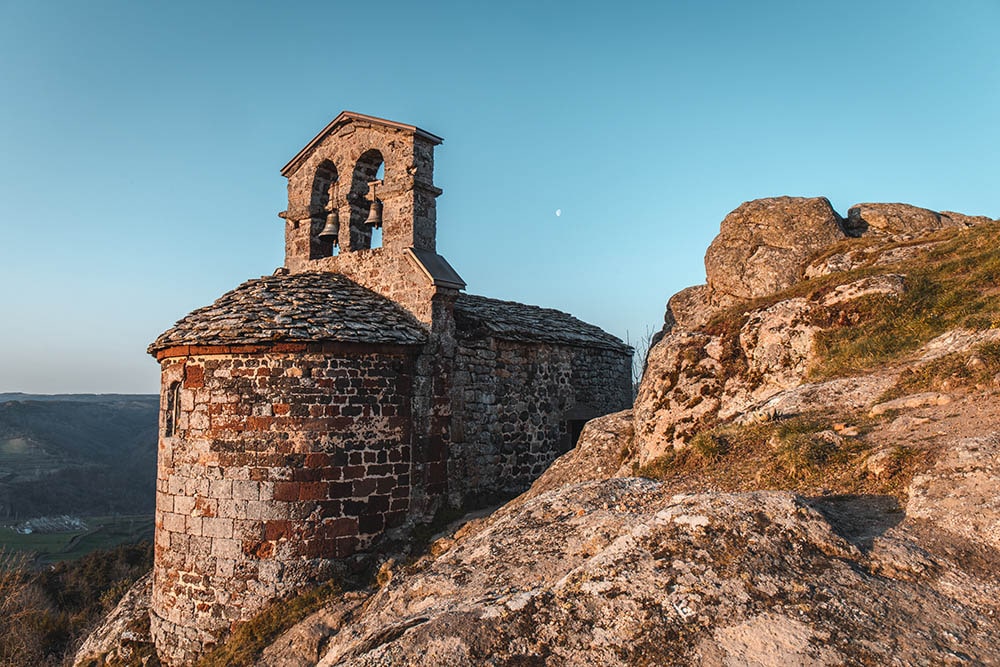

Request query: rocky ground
[{"left": 77, "top": 198, "right": 1000, "bottom": 666}]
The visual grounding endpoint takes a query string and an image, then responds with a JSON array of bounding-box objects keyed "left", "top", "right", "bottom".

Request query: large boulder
[
  {"left": 845, "top": 203, "right": 941, "bottom": 236},
  {"left": 704, "top": 197, "right": 846, "bottom": 305},
  {"left": 940, "top": 210, "right": 995, "bottom": 228},
  {"left": 843, "top": 202, "right": 969, "bottom": 237},
  {"left": 665, "top": 284, "right": 716, "bottom": 332}
]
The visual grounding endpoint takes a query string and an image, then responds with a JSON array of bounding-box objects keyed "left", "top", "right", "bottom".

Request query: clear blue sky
[{"left": 1, "top": 1, "right": 998, "bottom": 393}]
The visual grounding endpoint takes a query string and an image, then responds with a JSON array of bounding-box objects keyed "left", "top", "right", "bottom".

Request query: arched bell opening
[
  {"left": 348, "top": 149, "right": 384, "bottom": 251},
  {"left": 310, "top": 160, "right": 339, "bottom": 258}
]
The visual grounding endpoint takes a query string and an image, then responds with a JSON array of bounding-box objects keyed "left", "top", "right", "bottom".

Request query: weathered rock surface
[
  {"left": 296, "top": 480, "right": 999, "bottom": 666},
  {"left": 633, "top": 272, "right": 911, "bottom": 458},
  {"left": 665, "top": 284, "right": 716, "bottom": 332},
  {"left": 843, "top": 203, "right": 994, "bottom": 239},
  {"left": 908, "top": 433, "right": 1000, "bottom": 551},
  {"left": 73, "top": 573, "right": 153, "bottom": 666},
  {"left": 844, "top": 202, "right": 948, "bottom": 237},
  {"left": 704, "top": 196, "right": 846, "bottom": 305},
  {"left": 633, "top": 330, "right": 724, "bottom": 462}
]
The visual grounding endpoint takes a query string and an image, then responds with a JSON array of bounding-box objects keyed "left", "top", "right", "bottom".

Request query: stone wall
[
  {"left": 448, "top": 338, "right": 632, "bottom": 504},
  {"left": 150, "top": 343, "right": 416, "bottom": 664}
]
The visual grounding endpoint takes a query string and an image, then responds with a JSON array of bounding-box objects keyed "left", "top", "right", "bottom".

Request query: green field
[{"left": 0, "top": 514, "right": 154, "bottom": 564}]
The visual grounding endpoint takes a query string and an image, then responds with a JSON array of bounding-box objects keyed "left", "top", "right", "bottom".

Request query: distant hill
[{"left": 0, "top": 394, "right": 158, "bottom": 519}]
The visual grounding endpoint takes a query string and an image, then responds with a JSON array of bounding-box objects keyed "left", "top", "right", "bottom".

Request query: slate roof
[
  {"left": 148, "top": 272, "right": 427, "bottom": 353},
  {"left": 454, "top": 294, "right": 631, "bottom": 353}
]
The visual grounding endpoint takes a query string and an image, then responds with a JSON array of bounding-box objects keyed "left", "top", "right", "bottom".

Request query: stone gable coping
[{"left": 280, "top": 110, "right": 443, "bottom": 178}]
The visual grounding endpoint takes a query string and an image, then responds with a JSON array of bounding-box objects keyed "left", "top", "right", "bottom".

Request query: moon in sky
[{"left": 555, "top": 209, "right": 562, "bottom": 217}]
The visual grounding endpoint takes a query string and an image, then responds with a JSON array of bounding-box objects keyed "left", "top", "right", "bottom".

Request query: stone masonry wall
[
  {"left": 448, "top": 338, "right": 632, "bottom": 504},
  {"left": 150, "top": 344, "right": 416, "bottom": 664}
]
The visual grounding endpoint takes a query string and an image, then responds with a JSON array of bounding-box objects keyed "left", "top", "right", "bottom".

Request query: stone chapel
[{"left": 146, "top": 111, "right": 632, "bottom": 662}]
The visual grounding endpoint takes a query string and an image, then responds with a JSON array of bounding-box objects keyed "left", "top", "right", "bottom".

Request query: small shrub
[
  {"left": 0, "top": 550, "right": 53, "bottom": 667},
  {"left": 690, "top": 431, "right": 730, "bottom": 461}
]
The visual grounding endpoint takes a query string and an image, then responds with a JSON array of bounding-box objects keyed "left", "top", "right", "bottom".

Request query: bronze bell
[
  {"left": 364, "top": 199, "right": 383, "bottom": 229},
  {"left": 317, "top": 210, "right": 340, "bottom": 245}
]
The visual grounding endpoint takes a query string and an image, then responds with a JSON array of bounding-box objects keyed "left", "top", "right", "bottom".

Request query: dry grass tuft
[{"left": 634, "top": 412, "right": 920, "bottom": 499}]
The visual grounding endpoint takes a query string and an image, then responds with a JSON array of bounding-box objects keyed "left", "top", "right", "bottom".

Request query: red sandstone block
[
  {"left": 358, "top": 513, "right": 384, "bottom": 535},
  {"left": 316, "top": 499, "right": 342, "bottom": 517},
  {"left": 367, "top": 495, "right": 390, "bottom": 513},
  {"left": 319, "top": 466, "right": 342, "bottom": 481},
  {"left": 301, "top": 538, "right": 322, "bottom": 558},
  {"left": 292, "top": 467, "right": 321, "bottom": 482},
  {"left": 298, "top": 481, "right": 327, "bottom": 501},
  {"left": 390, "top": 498, "right": 409, "bottom": 512},
  {"left": 246, "top": 416, "right": 274, "bottom": 431},
  {"left": 272, "top": 343, "right": 308, "bottom": 353},
  {"left": 343, "top": 465, "right": 366, "bottom": 479},
  {"left": 304, "top": 453, "right": 329, "bottom": 467},
  {"left": 273, "top": 482, "right": 300, "bottom": 502},
  {"left": 319, "top": 517, "right": 357, "bottom": 539},
  {"left": 263, "top": 520, "right": 291, "bottom": 540},
  {"left": 184, "top": 365, "right": 205, "bottom": 389},
  {"left": 273, "top": 403, "right": 291, "bottom": 416}
]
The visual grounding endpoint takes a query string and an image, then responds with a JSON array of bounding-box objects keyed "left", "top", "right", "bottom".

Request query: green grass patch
[
  {"left": 634, "top": 413, "right": 900, "bottom": 497},
  {"left": 0, "top": 515, "right": 154, "bottom": 564},
  {"left": 812, "top": 223, "right": 1000, "bottom": 377}
]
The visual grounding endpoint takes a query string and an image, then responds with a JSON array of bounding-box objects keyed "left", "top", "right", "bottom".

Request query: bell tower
[
  {"left": 278, "top": 112, "right": 464, "bottom": 325},
  {"left": 281, "top": 111, "right": 445, "bottom": 260}
]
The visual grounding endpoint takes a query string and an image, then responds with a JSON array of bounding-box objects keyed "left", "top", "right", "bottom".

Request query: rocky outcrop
[
  {"left": 665, "top": 284, "right": 715, "bottom": 332},
  {"left": 844, "top": 202, "right": 994, "bottom": 238},
  {"left": 279, "top": 479, "right": 999, "bottom": 666},
  {"left": 908, "top": 433, "right": 1000, "bottom": 550},
  {"left": 703, "top": 196, "right": 846, "bottom": 306},
  {"left": 844, "top": 202, "right": 947, "bottom": 237},
  {"left": 73, "top": 574, "right": 154, "bottom": 666},
  {"left": 633, "top": 273, "right": 910, "bottom": 461}
]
